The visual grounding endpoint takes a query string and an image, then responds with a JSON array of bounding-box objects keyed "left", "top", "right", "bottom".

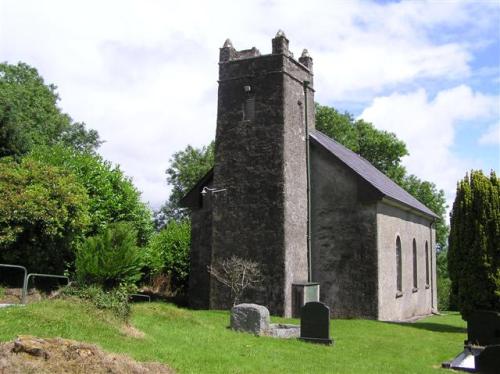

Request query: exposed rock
[
  {"left": 230, "top": 303, "right": 270, "bottom": 335},
  {"left": 0, "top": 335, "right": 173, "bottom": 373}
]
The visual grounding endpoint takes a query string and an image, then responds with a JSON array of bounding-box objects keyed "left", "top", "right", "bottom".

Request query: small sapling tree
[{"left": 208, "top": 256, "right": 262, "bottom": 306}]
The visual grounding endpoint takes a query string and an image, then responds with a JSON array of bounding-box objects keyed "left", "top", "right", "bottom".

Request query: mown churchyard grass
[{"left": 0, "top": 300, "right": 465, "bottom": 373}]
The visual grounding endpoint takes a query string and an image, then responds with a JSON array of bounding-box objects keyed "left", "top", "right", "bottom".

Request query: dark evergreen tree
[{"left": 448, "top": 170, "right": 500, "bottom": 320}]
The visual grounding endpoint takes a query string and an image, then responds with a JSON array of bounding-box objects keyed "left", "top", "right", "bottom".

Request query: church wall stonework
[
  {"left": 209, "top": 36, "right": 313, "bottom": 316},
  {"left": 376, "top": 202, "right": 437, "bottom": 321},
  {"left": 188, "top": 189, "right": 213, "bottom": 309},
  {"left": 310, "top": 142, "right": 379, "bottom": 319}
]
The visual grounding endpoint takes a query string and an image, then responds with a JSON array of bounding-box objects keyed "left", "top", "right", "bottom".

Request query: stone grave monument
[
  {"left": 444, "top": 310, "right": 500, "bottom": 373},
  {"left": 299, "top": 301, "right": 333, "bottom": 345}
]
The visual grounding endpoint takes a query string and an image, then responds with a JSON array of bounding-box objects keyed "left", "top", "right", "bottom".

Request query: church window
[
  {"left": 413, "top": 239, "right": 418, "bottom": 291},
  {"left": 396, "top": 236, "right": 402, "bottom": 294},
  {"left": 425, "top": 241, "right": 430, "bottom": 287}
]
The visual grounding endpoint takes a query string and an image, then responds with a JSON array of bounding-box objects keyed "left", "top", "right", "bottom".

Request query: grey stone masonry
[
  {"left": 209, "top": 31, "right": 314, "bottom": 316},
  {"left": 230, "top": 303, "right": 270, "bottom": 335}
]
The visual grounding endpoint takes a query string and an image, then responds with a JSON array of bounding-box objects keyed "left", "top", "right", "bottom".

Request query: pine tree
[{"left": 448, "top": 170, "right": 500, "bottom": 320}]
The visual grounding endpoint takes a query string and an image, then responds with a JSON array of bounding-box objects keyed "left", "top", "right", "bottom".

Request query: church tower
[{"left": 210, "top": 32, "right": 315, "bottom": 316}]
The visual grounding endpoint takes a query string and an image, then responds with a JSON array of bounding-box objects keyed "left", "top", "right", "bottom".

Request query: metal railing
[
  {"left": 0, "top": 264, "right": 27, "bottom": 304},
  {"left": 2, "top": 264, "right": 152, "bottom": 305},
  {"left": 25, "top": 273, "right": 69, "bottom": 304}
]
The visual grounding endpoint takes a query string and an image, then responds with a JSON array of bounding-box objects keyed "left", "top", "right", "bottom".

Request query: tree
[
  {"left": 155, "top": 142, "right": 214, "bottom": 226},
  {"left": 0, "top": 157, "right": 90, "bottom": 274},
  {"left": 208, "top": 256, "right": 262, "bottom": 306},
  {"left": 29, "top": 145, "right": 153, "bottom": 244},
  {"left": 0, "top": 62, "right": 101, "bottom": 158},
  {"left": 401, "top": 174, "right": 448, "bottom": 249},
  {"left": 316, "top": 104, "right": 408, "bottom": 184},
  {"left": 448, "top": 170, "right": 500, "bottom": 320}
]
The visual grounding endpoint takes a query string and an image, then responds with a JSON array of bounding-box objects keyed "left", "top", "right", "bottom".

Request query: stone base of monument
[
  {"left": 442, "top": 344, "right": 481, "bottom": 372},
  {"left": 267, "top": 324, "right": 300, "bottom": 339},
  {"left": 230, "top": 304, "right": 300, "bottom": 339}
]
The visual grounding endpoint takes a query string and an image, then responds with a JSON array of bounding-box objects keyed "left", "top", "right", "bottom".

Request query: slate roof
[{"left": 310, "top": 129, "right": 438, "bottom": 218}]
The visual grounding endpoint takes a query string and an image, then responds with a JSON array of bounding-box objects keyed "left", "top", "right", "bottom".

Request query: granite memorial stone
[
  {"left": 467, "top": 310, "right": 500, "bottom": 346},
  {"left": 230, "top": 303, "right": 270, "bottom": 335},
  {"left": 299, "top": 301, "right": 333, "bottom": 345}
]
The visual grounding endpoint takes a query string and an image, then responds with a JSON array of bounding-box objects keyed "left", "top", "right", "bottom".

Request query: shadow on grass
[{"left": 384, "top": 321, "right": 467, "bottom": 334}]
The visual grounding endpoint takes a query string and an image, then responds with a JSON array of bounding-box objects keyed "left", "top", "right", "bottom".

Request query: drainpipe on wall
[
  {"left": 304, "top": 80, "right": 312, "bottom": 283},
  {"left": 430, "top": 220, "right": 436, "bottom": 312}
]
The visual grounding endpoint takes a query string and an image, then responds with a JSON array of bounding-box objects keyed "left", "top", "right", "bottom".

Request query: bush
[
  {"left": 144, "top": 220, "right": 190, "bottom": 293},
  {"left": 62, "top": 284, "right": 131, "bottom": 320},
  {"left": 0, "top": 157, "right": 90, "bottom": 274},
  {"left": 75, "top": 222, "right": 143, "bottom": 289},
  {"left": 30, "top": 145, "right": 153, "bottom": 244}
]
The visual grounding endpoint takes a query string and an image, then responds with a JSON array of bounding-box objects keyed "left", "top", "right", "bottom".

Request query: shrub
[
  {"left": 75, "top": 222, "right": 143, "bottom": 289},
  {"left": 62, "top": 284, "right": 131, "bottom": 320},
  {"left": 143, "top": 220, "right": 190, "bottom": 293},
  {"left": 208, "top": 256, "right": 262, "bottom": 306}
]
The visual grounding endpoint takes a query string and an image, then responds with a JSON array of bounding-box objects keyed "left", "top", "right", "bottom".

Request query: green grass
[{"left": 0, "top": 300, "right": 466, "bottom": 373}]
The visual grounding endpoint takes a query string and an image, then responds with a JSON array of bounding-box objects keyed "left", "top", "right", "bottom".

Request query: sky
[{"left": 1, "top": 0, "right": 499, "bottom": 213}]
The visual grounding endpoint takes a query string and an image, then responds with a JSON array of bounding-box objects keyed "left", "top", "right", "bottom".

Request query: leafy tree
[
  {"left": 144, "top": 219, "right": 191, "bottom": 292},
  {"left": 401, "top": 175, "right": 448, "bottom": 249},
  {"left": 75, "top": 222, "right": 143, "bottom": 289},
  {"left": 0, "top": 62, "right": 100, "bottom": 157},
  {"left": 448, "top": 170, "right": 500, "bottom": 320},
  {"left": 0, "top": 157, "right": 90, "bottom": 274},
  {"left": 29, "top": 145, "right": 153, "bottom": 244},
  {"left": 155, "top": 142, "right": 214, "bottom": 226},
  {"left": 316, "top": 104, "right": 408, "bottom": 184}
]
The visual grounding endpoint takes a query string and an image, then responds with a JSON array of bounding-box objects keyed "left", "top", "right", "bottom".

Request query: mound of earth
[{"left": 0, "top": 335, "right": 173, "bottom": 373}]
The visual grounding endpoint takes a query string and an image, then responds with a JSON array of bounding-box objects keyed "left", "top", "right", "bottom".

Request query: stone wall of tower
[{"left": 210, "top": 34, "right": 313, "bottom": 316}]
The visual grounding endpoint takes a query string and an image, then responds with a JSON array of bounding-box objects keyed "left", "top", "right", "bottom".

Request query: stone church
[{"left": 181, "top": 32, "right": 438, "bottom": 321}]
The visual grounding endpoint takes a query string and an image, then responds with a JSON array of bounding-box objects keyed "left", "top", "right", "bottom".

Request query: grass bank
[{"left": 0, "top": 300, "right": 465, "bottom": 373}]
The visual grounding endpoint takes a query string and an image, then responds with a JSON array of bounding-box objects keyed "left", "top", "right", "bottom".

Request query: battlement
[{"left": 219, "top": 30, "right": 313, "bottom": 71}]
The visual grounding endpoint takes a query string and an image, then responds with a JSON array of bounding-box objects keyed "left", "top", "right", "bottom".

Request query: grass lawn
[{"left": 0, "top": 300, "right": 465, "bottom": 373}]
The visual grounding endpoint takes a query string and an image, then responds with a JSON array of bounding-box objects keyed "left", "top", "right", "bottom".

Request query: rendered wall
[
  {"left": 377, "top": 202, "right": 437, "bottom": 321},
  {"left": 310, "top": 142, "right": 379, "bottom": 318}
]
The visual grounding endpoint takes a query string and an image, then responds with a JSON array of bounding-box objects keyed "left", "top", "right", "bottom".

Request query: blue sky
[{"left": 1, "top": 0, "right": 499, "bottom": 212}]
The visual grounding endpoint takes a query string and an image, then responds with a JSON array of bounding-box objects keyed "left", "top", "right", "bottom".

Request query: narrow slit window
[
  {"left": 396, "top": 236, "right": 402, "bottom": 293},
  {"left": 413, "top": 239, "right": 418, "bottom": 290},
  {"left": 243, "top": 97, "right": 255, "bottom": 121}
]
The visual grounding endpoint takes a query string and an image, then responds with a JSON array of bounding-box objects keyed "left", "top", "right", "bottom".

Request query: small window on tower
[{"left": 243, "top": 97, "right": 255, "bottom": 121}]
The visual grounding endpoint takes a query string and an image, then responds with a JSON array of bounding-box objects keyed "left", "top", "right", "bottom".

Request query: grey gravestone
[
  {"left": 475, "top": 344, "right": 500, "bottom": 374},
  {"left": 299, "top": 301, "right": 333, "bottom": 345},
  {"left": 467, "top": 310, "right": 500, "bottom": 346},
  {"left": 230, "top": 303, "right": 270, "bottom": 335}
]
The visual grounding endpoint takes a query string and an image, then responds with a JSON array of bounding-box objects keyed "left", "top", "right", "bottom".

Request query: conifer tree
[{"left": 448, "top": 170, "right": 500, "bottom": 320}]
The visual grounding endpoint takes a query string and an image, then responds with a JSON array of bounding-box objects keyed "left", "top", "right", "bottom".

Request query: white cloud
[
  {"left": 360, "top": 85, "right": 499, "bottom": 210},
  {"left": 0, "top": 0, "right": 498, "bottom": 209},
  {"left": 478, "top": 122, "right": 500, "bottom": 145}
]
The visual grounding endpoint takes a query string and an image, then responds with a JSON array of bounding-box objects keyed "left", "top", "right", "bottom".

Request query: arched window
[
  {"left": 413, "top": 239, "right": 418, "bottom": 290},
  {"left": 396, "top": 236, "right": 402, "bottom": 293},
  {"left": 425, "top": 241, "right": 430, "bottom": 287}
]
